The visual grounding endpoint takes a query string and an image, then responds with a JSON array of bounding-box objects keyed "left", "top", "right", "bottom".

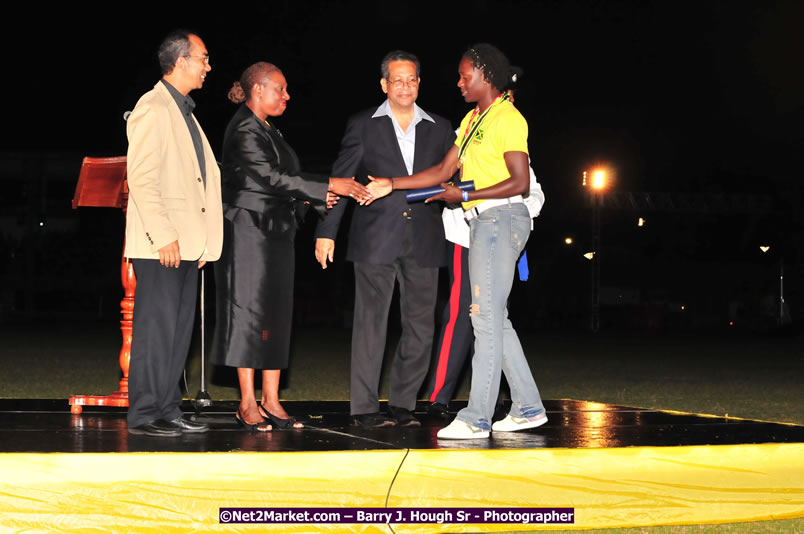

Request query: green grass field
[{"left": 4, "top": 321, "right": 800, "bottom": 425}]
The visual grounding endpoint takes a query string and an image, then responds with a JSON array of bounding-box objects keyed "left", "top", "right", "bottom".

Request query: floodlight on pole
[
  {"left": 582, "top": 165, "right": 614, "bottom": 332},
  {"left": 585, "top": 167, "right": 609, "bottom": 332},
  {"left": 592, "top": 169, "right": 606, "bottom": 190}
]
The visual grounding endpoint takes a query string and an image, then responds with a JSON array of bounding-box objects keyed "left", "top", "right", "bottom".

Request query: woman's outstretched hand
[{"left": 328, "top": 177, "right": 372, "bottom": 207}]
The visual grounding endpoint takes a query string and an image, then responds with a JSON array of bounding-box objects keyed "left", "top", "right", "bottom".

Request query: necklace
[{"left": 263, "top": 119, "right": 284, "bottom": 138}]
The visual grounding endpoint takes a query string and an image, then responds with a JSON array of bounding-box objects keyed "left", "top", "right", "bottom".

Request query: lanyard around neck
[{"left": 457, "top": 92, "right": 509, "bottom": 167}]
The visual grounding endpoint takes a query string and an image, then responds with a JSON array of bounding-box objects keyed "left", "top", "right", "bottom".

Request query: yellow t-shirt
[{"left": 455, "top": 100, "right": 528, "bottom": 210}]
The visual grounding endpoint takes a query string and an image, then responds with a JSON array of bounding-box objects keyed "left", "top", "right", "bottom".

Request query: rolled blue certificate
[{"left": 406, "top": 181, "right": 475, "bottom": 203}]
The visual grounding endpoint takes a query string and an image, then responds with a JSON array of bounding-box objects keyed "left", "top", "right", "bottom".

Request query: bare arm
[
  {"left": 426, "top": 151, "right": 530, "bottom": 204},
  {"left": 367, "top": 145, "right": 460, "bottom": 199}
]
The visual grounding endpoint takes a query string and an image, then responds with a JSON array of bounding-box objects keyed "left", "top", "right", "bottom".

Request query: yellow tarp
[
  {"left": 0, "top": 444, "right": 802, "bottom": 532},
  {"left": 392, "top": 444, "right": 804, "bottom": 532}
]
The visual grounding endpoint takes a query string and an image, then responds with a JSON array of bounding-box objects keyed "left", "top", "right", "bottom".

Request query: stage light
[
  {"left": 638, "top": 217, "right": 645, "bottom": 227},
  {"left": 565, "top": 237, "right": 573, "bottom": 245},
  {"left": 584, "top": 252, "right": 595, "bottom": 260},
  {"left": 760, "top": 246, "right": 770, "bottom": 253}
]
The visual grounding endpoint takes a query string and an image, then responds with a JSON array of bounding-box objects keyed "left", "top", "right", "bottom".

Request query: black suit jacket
[
  {"left": 315, "top": 105, "right": 455, "bottom": 267},
  {"left": 221, "top": 104, "right": 328, "bottom": 234}
]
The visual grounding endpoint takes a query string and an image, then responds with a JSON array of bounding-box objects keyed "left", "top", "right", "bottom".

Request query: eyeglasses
[
  {"left": 185, "top": 55, "right": 210, "bottom": 65},
  {"left": 388, "top": 78, "right": 419, "bottom": 89}
]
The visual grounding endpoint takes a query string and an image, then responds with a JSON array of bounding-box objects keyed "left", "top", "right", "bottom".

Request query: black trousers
[
  {"left": 425, "top": 243, "right": 474, "bottom": 405},
  {"left": 127, "top": 259, "right": 198, "bottom": 428},
  {"left": 350, "top": 222, "right": 439, "bottom": 415}
]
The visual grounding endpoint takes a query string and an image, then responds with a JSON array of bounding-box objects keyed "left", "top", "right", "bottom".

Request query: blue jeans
[{"left": 455, "top": 203, "right": 545, "bottom": 430}]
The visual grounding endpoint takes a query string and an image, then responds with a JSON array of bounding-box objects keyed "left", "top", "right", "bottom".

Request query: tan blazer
[{"left": 124, "top": 81, "right": 223, "bottom": 262}]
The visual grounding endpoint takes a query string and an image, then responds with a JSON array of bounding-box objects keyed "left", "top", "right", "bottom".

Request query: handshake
[
  {"left": 326, "top": 177, "right": 473, "bottom": 209},
  {"left": 324, "top": 177, "right": 394, "bottom": 209},
  {"left": 317, "top": 177, "right": 472, "bottom": 270}
]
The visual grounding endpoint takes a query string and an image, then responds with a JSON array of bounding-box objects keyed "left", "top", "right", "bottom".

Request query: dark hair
[
  {"left": 229, "top": 62, "right": 281, "bottom": 103},
  {"left": 380, "top": 50, "right": 421, "bottom": 79},
  {"left": 157, "top": 30, "right": 193, "bottom": 75},
  {"left": 462, "top": 43, "right": 517, "bottom": 92}
]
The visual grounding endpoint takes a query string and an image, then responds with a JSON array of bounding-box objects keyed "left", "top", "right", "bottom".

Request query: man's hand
[
  {"left": 365, "top": 176, "right": 392, "bottom": 205},
  {"left": 326, "top": 191, "right": 340, "bottom": 209},
  {"left": 158, "top": 240, "right": 181, "bottom": 268},
  {"left": 315, "top": 238, "right": 335, "bottom": 269}
]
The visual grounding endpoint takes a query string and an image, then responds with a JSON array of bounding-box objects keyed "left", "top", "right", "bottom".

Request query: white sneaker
[
  {"left": 491, "top": 413, "right": 548, "bottom": 432},
  {"left": 437, "top": 419, "right": 490, "bottom": 439}
]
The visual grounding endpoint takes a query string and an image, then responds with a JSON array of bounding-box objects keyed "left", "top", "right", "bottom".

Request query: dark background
[{"left": 2, "top": 0, "right": 803, "bottom": 333}]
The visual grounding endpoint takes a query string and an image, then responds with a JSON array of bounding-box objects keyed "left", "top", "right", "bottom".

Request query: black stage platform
[
  {"left": 3, "top": 399, "right": 803, "bottom": 531},
  {"left": 2, "top": 398, "right": 802, "bottom": 453}
]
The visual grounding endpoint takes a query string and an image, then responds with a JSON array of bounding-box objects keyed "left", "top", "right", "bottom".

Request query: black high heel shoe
[
  {"left": 259, "top": 405, "right": 302, "bottom": 429},
  {"left": 235, "top": 409, "right": 271, "bottom": 432}
]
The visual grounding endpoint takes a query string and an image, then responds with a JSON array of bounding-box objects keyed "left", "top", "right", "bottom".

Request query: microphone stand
[{"left": 190, "top": 265, "right": 235, "bottom": 424}]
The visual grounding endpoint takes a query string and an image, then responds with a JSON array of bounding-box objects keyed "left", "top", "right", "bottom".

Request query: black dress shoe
[
  {"left": 166, "top": 416, "right": 209, "bottom": 433},
  {"left": 351, "top": 412, "right": 397, "bottom": 428},
  {"left": 128, "top": 419, "right": 182, "bottom": 437},
  {"left": 388, "top": 405, "right": 421, "bottom": 427},
  {"left": 426, "top": 402, "right": 451, "bottom": 418}
]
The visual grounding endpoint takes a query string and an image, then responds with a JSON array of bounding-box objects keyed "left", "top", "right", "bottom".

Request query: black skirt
[{"left": 210, "top": 206, "right": 295, "bottom": 370}]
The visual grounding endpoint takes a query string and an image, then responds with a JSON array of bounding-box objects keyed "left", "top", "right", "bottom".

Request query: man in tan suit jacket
[{"left": 125, "top": 30, "right": 223, "bottom": 437}]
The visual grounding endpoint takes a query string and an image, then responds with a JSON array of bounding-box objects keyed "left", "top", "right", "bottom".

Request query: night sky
[
  {"left": 14, "top": 1, "right": 803, "bottom": 188},
  {"left": 4, "top": 0, "right": 804, "bottom": 325}
]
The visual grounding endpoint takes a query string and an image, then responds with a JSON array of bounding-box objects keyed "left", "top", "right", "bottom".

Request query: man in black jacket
[{"left": 315, "top": 51, "right": 455, "bottom": 427}]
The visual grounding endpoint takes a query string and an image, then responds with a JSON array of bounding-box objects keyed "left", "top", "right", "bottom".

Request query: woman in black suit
[{"left": 211, "top": 62, "right": 368, "bottom": 431}]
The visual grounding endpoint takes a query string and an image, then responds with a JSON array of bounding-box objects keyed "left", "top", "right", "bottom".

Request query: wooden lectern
[{"left": 69, "top": 156, "right": 133, "bottom": 414}]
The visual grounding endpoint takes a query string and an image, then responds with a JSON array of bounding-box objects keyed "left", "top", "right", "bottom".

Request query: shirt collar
[
  {"left": 371, "top": 100, "right": 434, "bottom": 123},
  {"left": 161, "top": 79, "right": 196, "bottom": 116}
]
